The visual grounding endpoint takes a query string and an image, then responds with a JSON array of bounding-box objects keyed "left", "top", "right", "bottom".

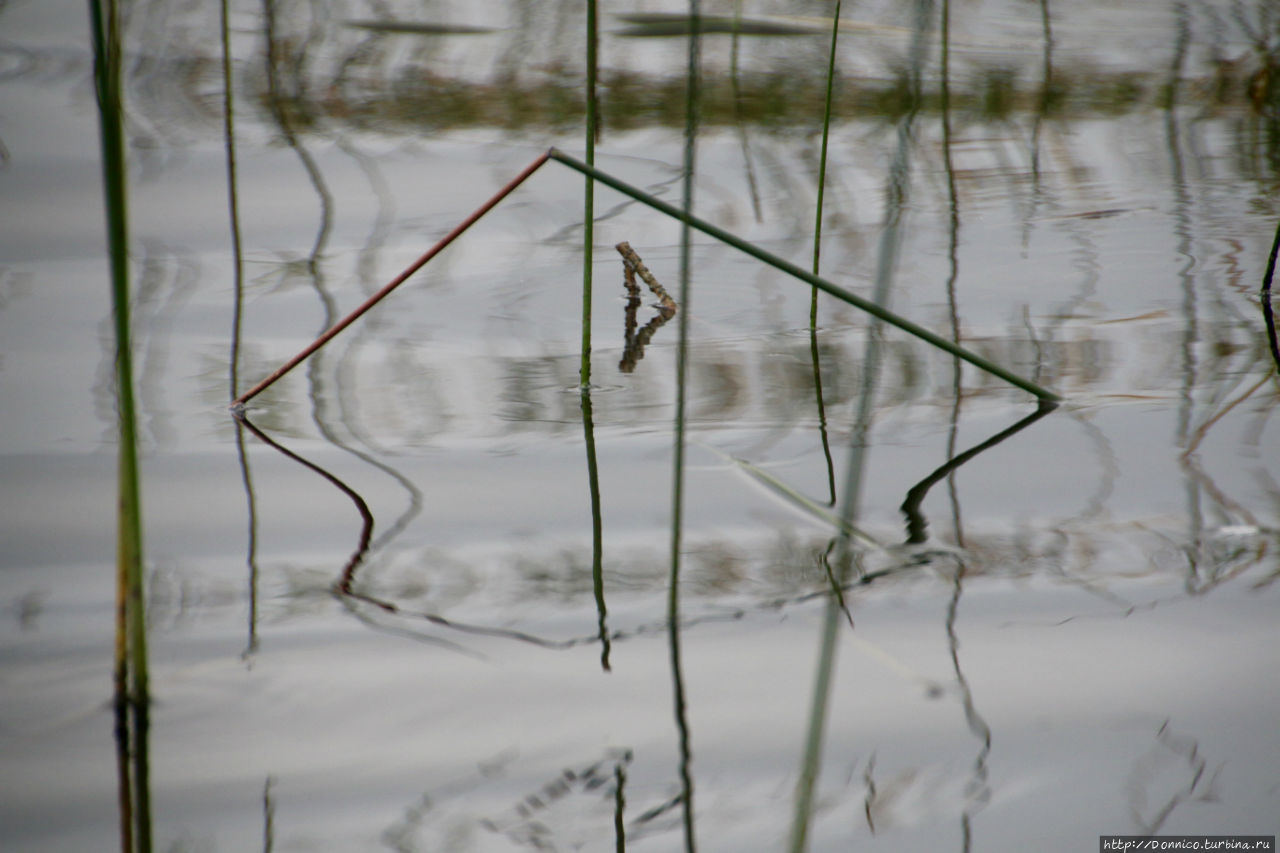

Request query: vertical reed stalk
[
  {"left": 940, "top": 0, "right": 967, "bottom": 543},
  {"left": 809, "top": 0, "right": 843, "bottom": 504},
  {"left": 222, "top": 0, "right": 262, "bottom": 658},
  {"left": 811, "top": 0, "right": 842, "bottom": 309},
  {"left": 669, "top": 5, "right": 701, "bottom": 850},
  {"left": 580, "top": 0, "right": 598, "bottom": 388},
  {"left": 223, "top": 0, "right": 244, "bottom": 400},
  {"left": 582, "top": 391, "right": 610, "bottom": 671},
  {"left": 580, "top": 0, "right": 610, "bottom": 672},
  {"left": 90, "top": 0, "right": 151, "bottom": 848}
]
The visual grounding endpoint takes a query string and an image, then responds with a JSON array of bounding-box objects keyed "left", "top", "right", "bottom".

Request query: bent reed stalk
[{"left": 233, "top": 148, "right": 1061, "bottom": 408}]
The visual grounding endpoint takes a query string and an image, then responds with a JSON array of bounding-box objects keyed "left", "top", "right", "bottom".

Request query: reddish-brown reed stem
[{"left": 231, "top": 149, "right": 553, "bottom": 408}]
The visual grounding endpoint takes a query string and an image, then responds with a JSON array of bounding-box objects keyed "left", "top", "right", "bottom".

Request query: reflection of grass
[{"left": 262, "top": 66, "right": 1229, "bottom": 133}]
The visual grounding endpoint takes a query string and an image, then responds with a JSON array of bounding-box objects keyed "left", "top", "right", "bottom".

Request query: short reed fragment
[
  {"left": 616, "top": 242, "right": 676, "bottom": 372},
  {"left": 616, "top": 241, "right": 678, "bottom": 312}
]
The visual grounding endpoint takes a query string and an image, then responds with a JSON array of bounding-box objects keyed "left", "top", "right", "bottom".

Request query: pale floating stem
[
  {"left": 581, "top": 390, "right": 611, "bottom": 671},
  {"left": 231, "top": 150, "right": 552, "bottom": 408},
  {"left": 695, "top": 441, "right": 884, "bottom": 550}
]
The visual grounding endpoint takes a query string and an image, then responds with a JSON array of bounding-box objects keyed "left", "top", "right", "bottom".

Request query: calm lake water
[{"left": 2, "top": 1, "right": 1278, "bottom": 851}]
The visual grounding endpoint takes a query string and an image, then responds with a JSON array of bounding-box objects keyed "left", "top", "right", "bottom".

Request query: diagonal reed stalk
[
  {"left": 548, "top": 149, "right": 1061, "bottom": 402},
  {"left": 231, "top": 150, "right": 551, "bottom": 408}
]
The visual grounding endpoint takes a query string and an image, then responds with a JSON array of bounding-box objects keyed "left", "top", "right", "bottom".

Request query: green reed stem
[
  {"left": 812, "top": 0, "right": 841, "bottom": 293},
  {"left": 91, "top": 0, "right": 151, "bottom": 849},
  {"left": 91, "top": 0, "right": 149, "bottom": 722},
  {"left": 548, "top": 148, "right": 1060, "bottom": 402},
  {"left": 580, "top": 0, "right": 598, "bottom": 388}
]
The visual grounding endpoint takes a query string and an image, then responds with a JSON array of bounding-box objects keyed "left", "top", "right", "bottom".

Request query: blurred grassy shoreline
[{"left": 264, "top": 63, "right": 1277, "bottom": 133}]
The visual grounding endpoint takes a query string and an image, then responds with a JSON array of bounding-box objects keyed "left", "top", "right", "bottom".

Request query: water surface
[{"left": 1, "top": 1, "right": 1278, "bottom": 850}]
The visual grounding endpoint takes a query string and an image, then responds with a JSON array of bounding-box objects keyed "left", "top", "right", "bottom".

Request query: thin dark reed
[
  {"left": 223, "top": 0, "right": 244, "bottom": 400},
  {"left": 582, "top": 391, "right": 611, "bottom": 670},
  {"left": 669, "top": 6, "right": 701, "bottom": 850},
  {"left": 940, "top": 0, "right": 967, "bottom": 546},
  {"left": 811, "top": 0, "right": 841, "bottom": 293},
  {"left": 234, "top": 414, "right": 374, "bottom": 585},
  {"left": 221, "top": 0, "right": 261, "bottom": 660},
  {"left": 613, "top": 762, "right": 627, "bottom": 852},
  {"left": 809, "top": 0, "right": 843, "bottom": 505},
  {"left": 901, "top": 400, "right": 1057, "bottom": 543},
  {"left": 1262, "top": 218, "right": 1280, "bottom": 374},
  {"left": 580, "top": 0, "right": 610, "bottom": 671},
  {"left": 261, "top": 777, "right": 276, "bottom": 853}
]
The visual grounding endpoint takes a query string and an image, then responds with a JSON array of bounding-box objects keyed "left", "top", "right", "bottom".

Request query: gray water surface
[{"left": 1, "top": 1, "right": 1277, "bottom": 850}]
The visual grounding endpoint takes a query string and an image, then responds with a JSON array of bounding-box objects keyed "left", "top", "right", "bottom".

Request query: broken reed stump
[
  {"left": 616, "top": 242, "right": 678, "bottom": 313},
  {"left": 616, "top": 242, "right": 676, "bottom": 373}
]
